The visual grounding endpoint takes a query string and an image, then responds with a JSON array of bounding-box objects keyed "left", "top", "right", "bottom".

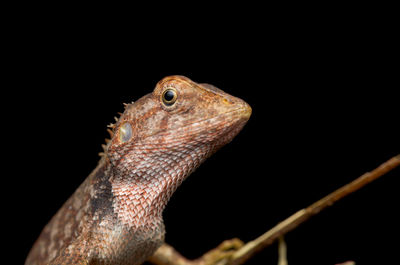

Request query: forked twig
[{"left": 149, "top": 155, "right": 400, "bottom": 265}]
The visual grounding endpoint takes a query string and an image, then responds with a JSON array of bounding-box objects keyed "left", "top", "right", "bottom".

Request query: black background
[{"left": 4, "top": 5, "right": 399, "bottom": 265}]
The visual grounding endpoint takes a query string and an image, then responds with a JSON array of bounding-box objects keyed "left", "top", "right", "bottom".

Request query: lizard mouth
[
  {"left": 149, "top": 103, "right": 251, "bottom": 142},
  {"left": 125, "top": 96, "right": 252, "bottom": 143},
  {"left": 184, "top": 104, "right": 251, "bottom": 130}
]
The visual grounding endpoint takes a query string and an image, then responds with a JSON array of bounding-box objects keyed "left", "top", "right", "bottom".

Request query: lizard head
[
  {"left": 107, "top": 75, "right": 251, "bottom": 170},
  {"left": 106, "top": 75, "right": 251, "bottom": 217}
]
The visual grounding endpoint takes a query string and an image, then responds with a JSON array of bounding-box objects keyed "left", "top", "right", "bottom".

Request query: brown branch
[
  {"left": 149, "top": 239, "right": 244, "bottom": 265},
  {"left": 149, "top": 154, "right": 400, "bottom": 265},
  {"left": 277, "top": 237, "right": 288, "bottom": 265}
]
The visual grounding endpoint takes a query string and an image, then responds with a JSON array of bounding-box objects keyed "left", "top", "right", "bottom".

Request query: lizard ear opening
[{"left": 119, "top": 122, "right": 133, "bottom": 143}]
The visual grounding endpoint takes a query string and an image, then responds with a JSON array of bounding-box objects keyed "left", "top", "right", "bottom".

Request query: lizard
[{"left": 25, "top": 75, "right": 252, "bottom": 265}]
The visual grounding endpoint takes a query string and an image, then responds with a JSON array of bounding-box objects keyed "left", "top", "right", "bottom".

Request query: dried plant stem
[
  {"left": 277, "top": 237, "right": 288, "bottom": 265},
  {"left": 150, "top": 155, "right": 400, "bottom": 265}
]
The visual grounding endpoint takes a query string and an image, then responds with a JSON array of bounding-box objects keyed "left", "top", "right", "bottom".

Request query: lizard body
[{"left": 25, "top": 76, "right": 251, "bottom": 265}]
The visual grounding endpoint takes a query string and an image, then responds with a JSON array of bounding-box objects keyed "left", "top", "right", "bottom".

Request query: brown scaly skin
[{"left": 25, "top": 76, "right": 252, "bottom": 265}]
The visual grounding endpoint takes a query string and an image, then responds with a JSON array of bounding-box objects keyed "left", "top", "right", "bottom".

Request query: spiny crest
[{"left": 98, "top": 101, "right": 134, "bottom": 157}]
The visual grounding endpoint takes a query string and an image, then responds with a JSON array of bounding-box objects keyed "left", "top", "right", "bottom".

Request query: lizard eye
[
  {"left": 119, "top": 122, "right": 132, "bottom": 143},
  {"left": 161, "top": 88, "right": 178, "bottom": 106}
]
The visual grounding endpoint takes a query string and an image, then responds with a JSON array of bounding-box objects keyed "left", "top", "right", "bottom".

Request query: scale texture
[{"left": 25, "top": 75, "right": 251, "bottom": 265}]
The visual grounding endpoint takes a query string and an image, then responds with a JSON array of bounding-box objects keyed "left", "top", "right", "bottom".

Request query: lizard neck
[{"left": 109, "top": 141, "right": 211, "bottom": 228}]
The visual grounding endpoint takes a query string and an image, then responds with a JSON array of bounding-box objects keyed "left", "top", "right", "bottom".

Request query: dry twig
[{"left": 149, "top": 154, "right": 400, "bottom": 265}]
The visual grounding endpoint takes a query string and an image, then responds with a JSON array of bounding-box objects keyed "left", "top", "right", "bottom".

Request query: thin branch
[
  {"left": 229, "top": 154, "right": 400, "bottom": 265},
  {"left": 150, "top": 154, "right": 400, "bottom": 265},
  {"left": 277, "top": 237, "right": 288, "bottom": 265},
  {"left": 149, "top": 239, "right": 244, "bottom": 265}
]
